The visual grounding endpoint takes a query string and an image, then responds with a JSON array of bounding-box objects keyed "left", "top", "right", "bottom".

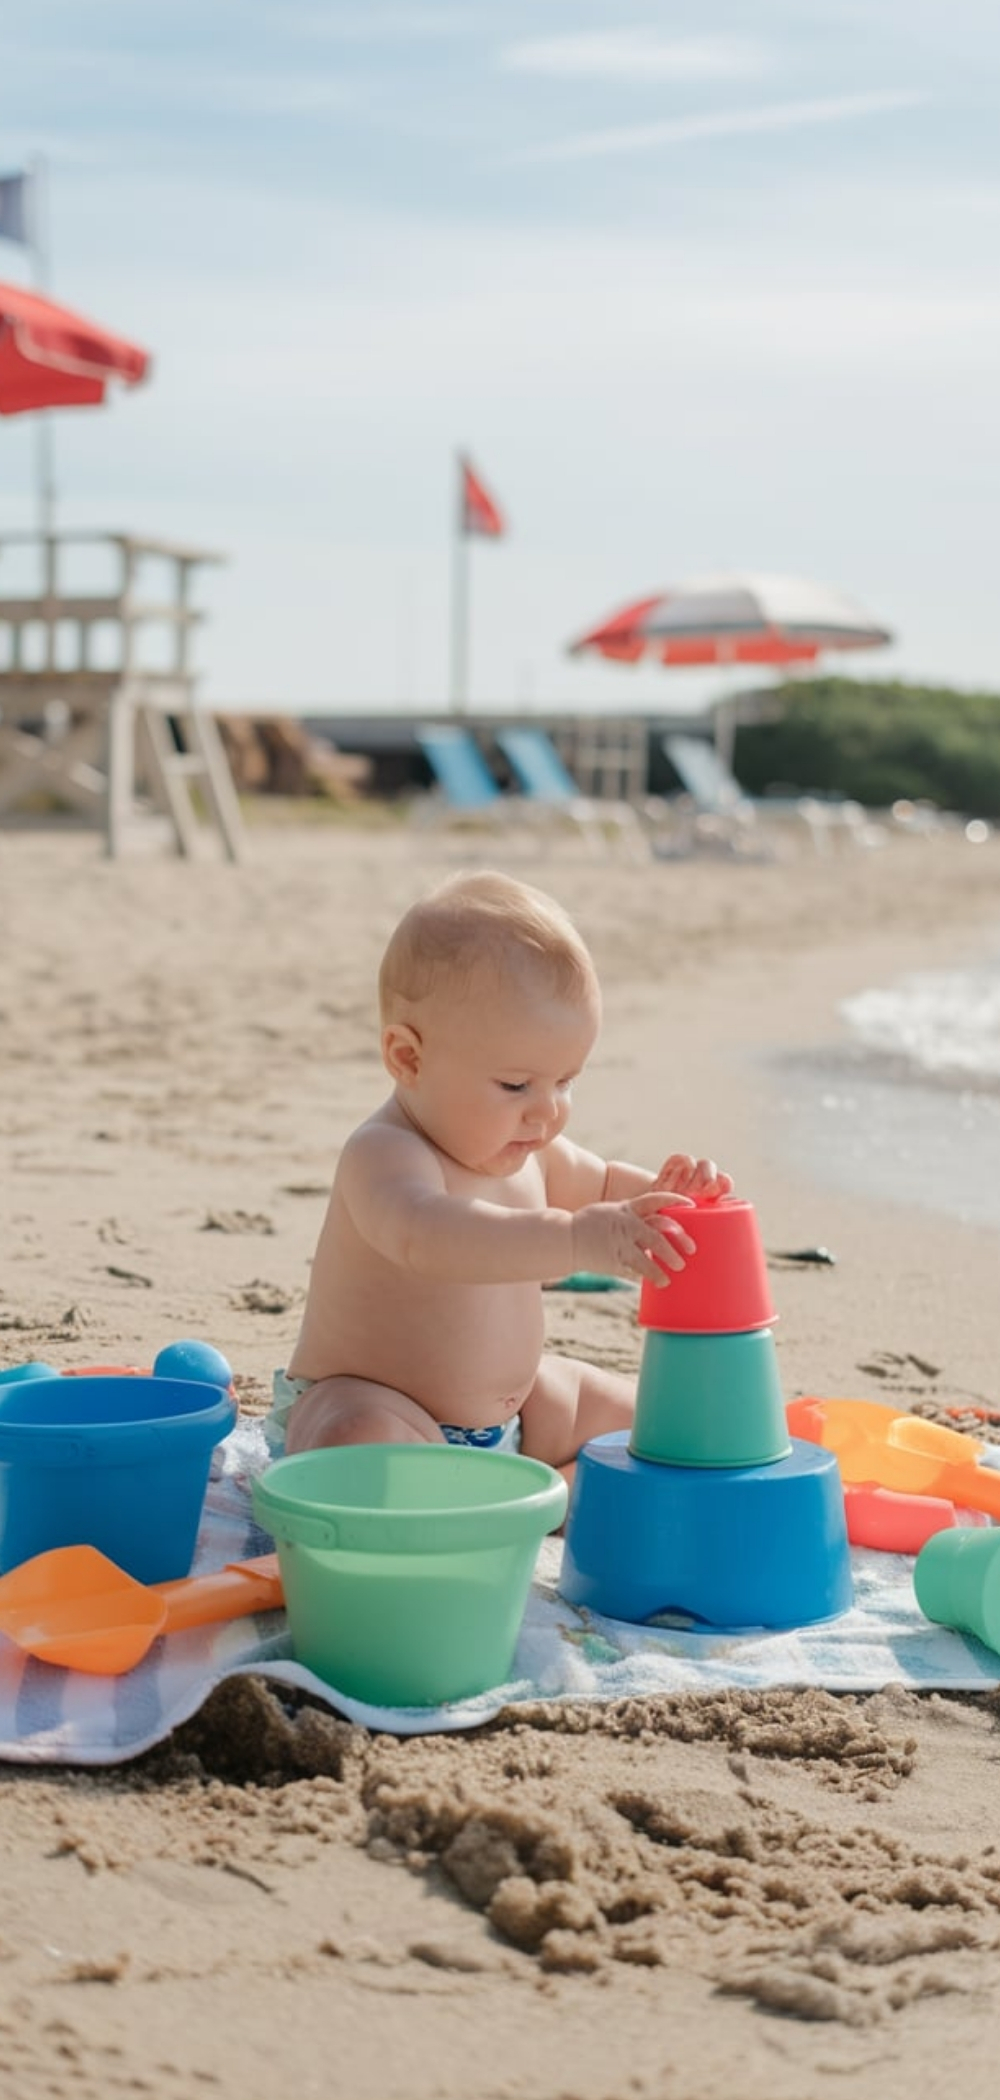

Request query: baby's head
[
  {"left": 378, "top": 874, "right": 601, "bottom": 1172},
  {"left": 379, "top": 871, "right": 599, "bottom": 1030}
]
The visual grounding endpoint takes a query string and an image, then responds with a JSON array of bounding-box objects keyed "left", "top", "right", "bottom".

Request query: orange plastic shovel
[
  {"left": 787, "top": 1397, "right": 1000, "bottom": 1520},
  {"left": 0, "top": 1545, "right": 283, "bottom": 1675}
]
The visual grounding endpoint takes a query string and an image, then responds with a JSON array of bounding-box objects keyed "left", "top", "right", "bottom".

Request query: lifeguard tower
[{"left": 0, "top": 530, "right": 244, "bottom": 859}]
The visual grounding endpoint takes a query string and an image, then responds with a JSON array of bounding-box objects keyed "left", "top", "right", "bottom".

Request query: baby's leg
[
  {"left": 519, "top": 1353, "right": 634, "bottom": 1488},
  {"left": 285, "top": 1375, "right": 446, "bottom": 1455}
]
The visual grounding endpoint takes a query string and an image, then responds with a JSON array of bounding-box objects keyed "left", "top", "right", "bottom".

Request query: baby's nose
[{"left": 524, "top": 1094, "right": 557, "bottom": 1132}]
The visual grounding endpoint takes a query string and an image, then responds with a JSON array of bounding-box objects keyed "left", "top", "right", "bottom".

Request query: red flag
[{"left": 460, "top": 456, "right": 505, "bottom": 538}]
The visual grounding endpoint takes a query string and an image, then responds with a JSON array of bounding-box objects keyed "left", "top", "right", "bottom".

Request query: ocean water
[{"left": 768, "top": 942, "right": 1000, "bottom": 1232}]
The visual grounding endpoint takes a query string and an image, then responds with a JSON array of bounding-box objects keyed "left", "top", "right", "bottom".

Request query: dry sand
[{"left": 2, "top": 811, "right": 1000, "bottom": 2100}]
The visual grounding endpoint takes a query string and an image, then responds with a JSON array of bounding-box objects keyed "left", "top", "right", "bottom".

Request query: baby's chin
[
  {"left": 479, "top": 1142, "right": 540, "bottom": 1177},
  {"left": 449, "top": 1144, "right": 535, "bottom": 1179}
]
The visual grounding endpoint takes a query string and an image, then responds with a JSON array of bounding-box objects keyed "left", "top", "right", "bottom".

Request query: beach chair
[
  {"left": 659, "top": 735, "right": 763, "bottom": 856},
  {"left": 494, "top": 726, "right": 649, "bottom": 862},
  {"left": 415, "top": 725, "right": 508, "bottom": 816},
  {"left": 659, "top": 734, "right": 866, "bottom": 859},
  {"left": 413, "top": 725, "right": 548, "bottom": 850}
]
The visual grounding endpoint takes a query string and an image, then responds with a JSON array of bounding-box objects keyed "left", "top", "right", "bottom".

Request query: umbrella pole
[
  {"left": 714, "top": 691, "right": 737, "bottom": 766},
  {"left": 35, "top": 421, "right": 56, "bottom": 541}
]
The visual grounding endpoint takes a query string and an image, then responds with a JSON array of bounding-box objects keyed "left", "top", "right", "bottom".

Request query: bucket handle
[{"left": 267, "top": 1511, "right": 340, "bottom": 1551}]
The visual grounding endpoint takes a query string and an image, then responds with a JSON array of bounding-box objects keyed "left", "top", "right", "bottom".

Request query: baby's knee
[
  {"left": 306, "top": 1405, "right": 430, "bottom": 1451},
  {"left": 286, "top": 1378, "right": 443, "bottom": 1454}
]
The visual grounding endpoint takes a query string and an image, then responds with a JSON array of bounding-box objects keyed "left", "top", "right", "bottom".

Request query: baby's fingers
[
  {"left": 655, "top": 1154, "right": 734, "bottom": 1202},
  {"left": 632, "top": 1247, "right": 680, "bottom": 1286},
  {"left": 654, "top": 1152, "right": 697, "bottom": 1194},
  {"left": 689, "top": 1157, "right": 734, "bottom": 1200},
  {"left": 643, "top": 1218, "right": 698, "bottom": 1281},
  {"left": 630, "top": 1193, "right": 696, "bottom": 1255},
  {"left": 630, "top": 1187, "right": 695, "bottom": 1216},
  {"left": 615, "top": 1219, "right": 681, "bottom": 1285}
]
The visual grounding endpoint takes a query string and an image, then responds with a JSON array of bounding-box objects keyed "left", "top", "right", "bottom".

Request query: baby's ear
[{"left": 383, "top": 1021, "right": 422, "bottom": 1086}]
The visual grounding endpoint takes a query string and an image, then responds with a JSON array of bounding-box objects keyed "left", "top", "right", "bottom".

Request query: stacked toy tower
[{"left": 560, "top": 1197, "right": 853, "bottom": 1630}]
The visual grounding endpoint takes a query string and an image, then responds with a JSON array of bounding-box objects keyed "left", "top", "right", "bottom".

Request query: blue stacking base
[{"left": 561, "top": 1432, "right": 853, "bottom": 1631}]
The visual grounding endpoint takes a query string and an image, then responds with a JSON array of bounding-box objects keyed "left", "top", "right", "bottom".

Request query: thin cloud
[
  {"left": 501, "top": 31, "right": 767, "bottom": 83},
  {"left": 511, "top": 88, "right": 928, "bottom": 164}
]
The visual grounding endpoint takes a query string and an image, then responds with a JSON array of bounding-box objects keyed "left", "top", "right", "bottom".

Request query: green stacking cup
[
  {"left": 630, "top": 1327, "right": 791, "bottom": 1469},
  {"left": 913, "top": 1527, "right": 1000, "bottom": 1656}
]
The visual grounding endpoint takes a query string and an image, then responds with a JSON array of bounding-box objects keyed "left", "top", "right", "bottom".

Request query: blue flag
[{"left": 0, "top": 171, "right": 31, "bottom": 247}]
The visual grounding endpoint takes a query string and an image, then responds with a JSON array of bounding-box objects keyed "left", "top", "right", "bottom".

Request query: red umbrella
[
  {"left": 0, "top": 278, "right": 150, "bottom": 415},
  {"left": 570, "top": 572, "right": 892, "bottom": 669}
]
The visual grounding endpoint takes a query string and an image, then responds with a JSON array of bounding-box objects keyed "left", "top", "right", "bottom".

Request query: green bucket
[{"left": 252, "top": 1443, "right": 567, "bottom": 1707}]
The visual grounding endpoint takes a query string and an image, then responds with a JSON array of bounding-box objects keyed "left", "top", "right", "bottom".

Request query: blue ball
[
  {"left": 0, "top": 1361, "right": 59, "bottom": 1385},
  {"left": 153, "top": 1339, "right": 233, "bottom": 1389}
]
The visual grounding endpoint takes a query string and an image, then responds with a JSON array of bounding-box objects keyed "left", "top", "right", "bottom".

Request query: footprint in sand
[
  {"left": 856, "top": 1348, "right": 941, "bottom": 1386},
  {"left": 232, "top": 1280, "right": 298, "bottom": 1315}
]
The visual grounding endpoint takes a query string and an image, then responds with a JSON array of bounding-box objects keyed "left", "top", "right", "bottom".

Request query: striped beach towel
[{"left": 1, "top": 1419, "right": 997, "bottom": 1764}]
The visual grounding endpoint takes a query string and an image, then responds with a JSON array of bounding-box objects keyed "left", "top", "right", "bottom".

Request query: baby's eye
[{"left": 498, "top": 1080, "right": 528, "bottom": 1094}]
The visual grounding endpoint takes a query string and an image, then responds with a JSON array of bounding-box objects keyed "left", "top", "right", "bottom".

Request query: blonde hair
[{"left": 378, "top": 871, "right": 598, "bottom": 1021}]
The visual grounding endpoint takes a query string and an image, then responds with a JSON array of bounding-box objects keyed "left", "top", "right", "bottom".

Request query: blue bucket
[{"left": 0, "top": 1374, "right": 236, "bottom": 1581}]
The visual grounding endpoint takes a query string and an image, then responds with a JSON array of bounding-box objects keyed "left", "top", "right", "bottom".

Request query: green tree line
[{"left": 732, "top": 678, "right": 1000, "bottom": 818}]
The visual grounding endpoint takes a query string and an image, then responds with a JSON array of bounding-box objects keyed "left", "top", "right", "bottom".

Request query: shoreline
[
  {"left": 766, "top": 1036, "right": 1000, "bottom": 1232},
  {"left": 3, "top": 818, "right": 1000, "bottom": 2100}
]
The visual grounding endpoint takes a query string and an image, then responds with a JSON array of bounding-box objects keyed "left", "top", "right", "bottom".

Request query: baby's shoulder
[
  {"left": 348, "top": 1098, "right": 420, "bottom": 1148},
  {"left": 340, "top": 1107, "right": 437, "bottom": 1182}
]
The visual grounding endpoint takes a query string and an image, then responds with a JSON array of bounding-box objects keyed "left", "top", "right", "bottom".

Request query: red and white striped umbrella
[
  {"left": 570, "top": 572, "right": 893, "bottom": 669},
  {"left": 0, "top": 278, "right": 150, "bottom": 416}
]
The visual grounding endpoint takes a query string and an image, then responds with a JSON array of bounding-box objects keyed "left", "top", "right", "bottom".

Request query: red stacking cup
[{"left": 638, "top": 1195, "right": 777, "bottom": 1334}]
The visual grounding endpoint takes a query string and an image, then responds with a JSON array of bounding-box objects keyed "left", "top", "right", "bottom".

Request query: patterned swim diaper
[
  {"left": 263, "top": 1369, "right": 314, "bottom": 1456},
  {"left": 440, "top": 1417, "right": 522, "bottom": 1454}
]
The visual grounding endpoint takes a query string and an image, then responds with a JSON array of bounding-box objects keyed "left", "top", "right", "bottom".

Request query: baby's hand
[
  {"left": 570, "top": 1190, "right": 696, "bottom": 1288},
  {"left": 654, "top": 1153, "right": 734, "bottom": 1203}
]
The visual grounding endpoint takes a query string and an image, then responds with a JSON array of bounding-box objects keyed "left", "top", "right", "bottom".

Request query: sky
[{"left": 1, "top": 1, "right": 999, "bottom": 714}]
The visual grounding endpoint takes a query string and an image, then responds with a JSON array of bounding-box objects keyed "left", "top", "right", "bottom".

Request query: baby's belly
[{"left": 297, "top": 1280, "right": 546, "bottom": 1428}]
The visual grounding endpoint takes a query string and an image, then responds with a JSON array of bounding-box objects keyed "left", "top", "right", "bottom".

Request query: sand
[{"left": 2, "top": 810, "right": 1000, "bottom": 2100}]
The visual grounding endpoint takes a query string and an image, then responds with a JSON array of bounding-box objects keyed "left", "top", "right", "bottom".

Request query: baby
[{"left": 270, "top": 870, "right": 732, "bottom": 1479}]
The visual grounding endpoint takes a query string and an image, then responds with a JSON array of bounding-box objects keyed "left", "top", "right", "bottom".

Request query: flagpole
[
  {"left": 449, "top": 451, "right": 470, "bottom": 714},
  {"left": 29, "top": 153, "right": 57, "bottom": 543}
]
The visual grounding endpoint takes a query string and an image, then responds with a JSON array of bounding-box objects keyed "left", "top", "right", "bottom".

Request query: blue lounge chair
[
  {"left": 413, "top": 725, "right": 555, "bottom": 852},
  {"left": 495, "top": 726, "right": 648, "bottom": 861},
  {"left": 415, "top": 726, "right": 507, "bottom": 815}
]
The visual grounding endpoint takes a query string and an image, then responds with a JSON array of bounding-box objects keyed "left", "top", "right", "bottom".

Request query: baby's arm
[
  {"left": 340, "top": 1124, "right": 692, "bottom": 1287},
  {"left": 544, "top": 1136, "right": 732, "bottom": 1206}
]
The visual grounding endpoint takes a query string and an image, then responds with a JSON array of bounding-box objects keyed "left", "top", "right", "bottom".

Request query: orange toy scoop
[
  {"left": 787, "top": 1397, "right": 1000, "bottom": 1521},
  {"left": 0, "top": 1545, "right": 283, "bottom": 1674}
]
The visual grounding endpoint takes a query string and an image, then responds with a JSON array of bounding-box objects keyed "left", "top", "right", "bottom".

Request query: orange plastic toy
[
  {"left": 842, "top": 1482, "right": 987, "bottom": 1554},
  {"left": 0, "top": 1545, "right": 283, "bottom": 1674},
  {"left": 787, "top": 1397, "right": 1000, "bottom": 1521}
]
